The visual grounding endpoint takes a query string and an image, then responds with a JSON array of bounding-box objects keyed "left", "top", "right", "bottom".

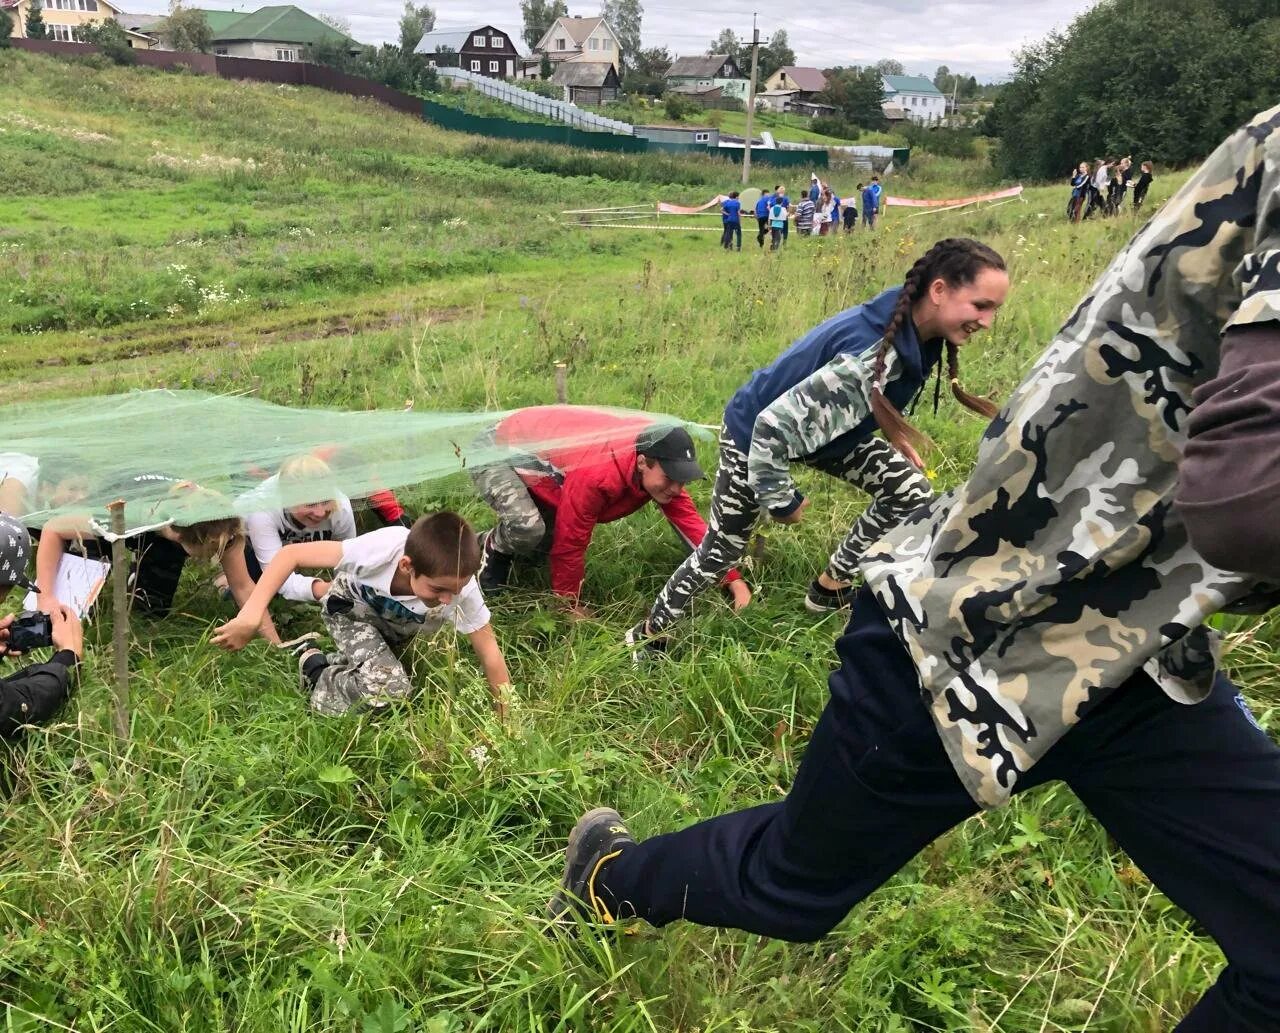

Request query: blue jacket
[
  {"left": 754, "top": 193, "right": 774, "bottom": 218},
  {"left": 722, "top": 287, "right": 942, "bottom": 515},
  {"left": 861, "top": 186, "right": 878, "bottom": 212},
  {"left": 722, "top": 198, "right": 742, "bottom": 224}
]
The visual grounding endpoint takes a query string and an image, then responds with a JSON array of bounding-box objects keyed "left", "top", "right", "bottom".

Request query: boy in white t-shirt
[{"left": 213, "top": 513, "right": 511, "bottom": 717}]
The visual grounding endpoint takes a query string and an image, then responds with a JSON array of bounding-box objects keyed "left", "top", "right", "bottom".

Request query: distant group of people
[
  {"left": 1068, "top": 156, "right": 1154, "bottom": 222},
  {"left": 719, "top": 174, "right": 883, "bottom": 251}
]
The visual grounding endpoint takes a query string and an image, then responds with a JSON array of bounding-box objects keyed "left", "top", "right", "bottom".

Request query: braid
[{"left": 868, "top": 237, "right": 1005, "bottom": 466}]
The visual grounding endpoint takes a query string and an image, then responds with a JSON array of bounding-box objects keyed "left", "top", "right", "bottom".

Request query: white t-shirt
[
  {"left": 240, "top": 474, "right": 358, "bottom": 602},
  {"left": 1093, "top": 166, "right": 1110, "bottom": 190},
  {"left": 0, "top": 453, "right": 40, "bottom": 507},
  {"left": 337, "top": 526, "right": 490, "bottom": 635}
]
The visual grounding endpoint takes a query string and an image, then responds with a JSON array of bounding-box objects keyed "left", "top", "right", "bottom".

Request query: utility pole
[{"left": 741, "top": 16, "right": 762, "bottom": 186}]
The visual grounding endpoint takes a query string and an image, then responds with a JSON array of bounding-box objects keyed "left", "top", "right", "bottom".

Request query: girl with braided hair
[{"left": 626, "top": 237, "right": 1008, "bottom": 660}]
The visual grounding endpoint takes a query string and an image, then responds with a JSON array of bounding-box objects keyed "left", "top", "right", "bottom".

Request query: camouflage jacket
[{"left": 860, "top": 104, "right": 1280, "bottom": 809}]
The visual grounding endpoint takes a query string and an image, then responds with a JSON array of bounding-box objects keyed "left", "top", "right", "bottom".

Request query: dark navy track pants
[{"left": 598, "top": 589, "right": 1280, "bottom": 1031}]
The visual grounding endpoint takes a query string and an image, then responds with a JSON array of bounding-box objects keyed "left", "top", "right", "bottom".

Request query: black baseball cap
[
  {"left": 636, "top": 424, "right": 705, "bottom": 483},
  {"left": 0, "top": 514, "right": 37, "bottom": 591}
]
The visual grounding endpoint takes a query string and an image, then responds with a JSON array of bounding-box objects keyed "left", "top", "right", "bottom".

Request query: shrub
[
  {"left": 899, "top": 123, "right": 978, "bottom": 159},
  {"left": 811, "top": 115, "right": 859, "bottom": 141},
  {"left": 662, "top": 92, "right": 698, "bottom": 121},
  {"left": 78, "top": 19, "right": 136, "bottom": 65}
]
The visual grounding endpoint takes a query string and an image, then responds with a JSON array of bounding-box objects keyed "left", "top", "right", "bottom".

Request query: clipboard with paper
[{"left": 24, "top": 553, "right": 110, "bottom": 619}]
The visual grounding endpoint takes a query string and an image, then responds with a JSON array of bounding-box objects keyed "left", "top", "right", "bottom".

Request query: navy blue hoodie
[{"left": 722, "top": 287, "right": 942, "bottom": 516}]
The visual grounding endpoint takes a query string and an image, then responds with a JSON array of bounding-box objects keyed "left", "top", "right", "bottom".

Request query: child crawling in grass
[{"left": 213, "top": 512, "right": 511, "bottom": 718}]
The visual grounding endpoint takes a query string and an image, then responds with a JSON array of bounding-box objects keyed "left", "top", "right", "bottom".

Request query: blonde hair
[
  {"left": 278, "top": 454, "right": 338, "bottom": 514},
  {"left": 151, "top": 483, "right": 244, "bottom": 561}
]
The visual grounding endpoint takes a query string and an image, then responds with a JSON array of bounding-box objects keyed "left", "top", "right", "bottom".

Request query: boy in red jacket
[{"left": 470, "top": 407, "right": 751, "bottom": 618}]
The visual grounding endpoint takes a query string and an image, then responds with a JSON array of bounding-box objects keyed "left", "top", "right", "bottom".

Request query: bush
[
  {"left": 0, "top": 10, "right": 12, "bottom": 46},
  {"left": 899, "top": 123, "right": 978, "bottom": 159},
  {"left": 78, "top": 19, "right": 136, "bottom": 65},
  {"left": 517, "top": 77, "right": 562, "bottom": 100},
  {"left": 662, "top": 92, "right": 698, "bottom": 121},
  {"left": 810, "top": 115, "right": 859, "bottom": 141}
]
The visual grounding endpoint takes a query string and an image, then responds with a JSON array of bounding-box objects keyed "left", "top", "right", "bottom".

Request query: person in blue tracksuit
[
  {"left": 755, "top": 186, "right": 777, "bottom": 247},
  {"left": 721, "top": 191, "right": 742, "bottom": 251},
  {"left": 862, "top": 176, "right": 882, "bottom": 228},
  {"left": 624, "top": 237, "right": 1009, "bottom": 656}
]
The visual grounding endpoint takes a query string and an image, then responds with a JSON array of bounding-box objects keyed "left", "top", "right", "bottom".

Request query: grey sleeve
[
  {"left": 1175, "top": 323, "right": 1280, "bottom": 580},
  {"left": 746, "top": 348, "right": 901, "bottom": 515}
]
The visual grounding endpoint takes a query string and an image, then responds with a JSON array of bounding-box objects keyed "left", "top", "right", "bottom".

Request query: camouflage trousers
[
  {"left": 469, "top": 430, "right": 551, "bottom": 556},
  {"left": 310, "top": 573, "right": 418, "bottom": 717},
  {"left": 646, "top": 426, "right": 932, "bottom": 633}
]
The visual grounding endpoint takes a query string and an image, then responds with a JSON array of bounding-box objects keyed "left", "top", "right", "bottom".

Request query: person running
[
  {"left": 1068, "top": 161, "right": 1090, "bottom": 222},
  {"left": 754, "top": 186, "right": 777, "bottom": 247},
  {"left": 551, "top": 104, "right": 1280, "bottom": 1033},
  {"left": 1132, "top": 160, "right": 1154, "bottom": 209},
  {"left": 623, "top": 237, "right": 1007, "bottom": 660},
  {"left": 213, "top": 512, "right": 511, "bottom": 718},
  {"left": 720, "top": 191, "right": 742, "bottom": 251},
  {"left": 469, "top": 407, "right": 750, "bottom": 619}
]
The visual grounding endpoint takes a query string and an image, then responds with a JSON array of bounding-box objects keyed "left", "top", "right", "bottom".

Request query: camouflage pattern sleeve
[
  {"left": 1224, "top": 133, "right": 1280, "bottom": 332},
  {"left": 746, "top": 348, "right": 903, "bottom": 515}
]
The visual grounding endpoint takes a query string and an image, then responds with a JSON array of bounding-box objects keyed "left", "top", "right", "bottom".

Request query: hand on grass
[
  {"left": 212, "top": 616, "right": 258, "bottom": 651},
  {"left": 727, "top": 580, "right": 752, "bottom": 611}
]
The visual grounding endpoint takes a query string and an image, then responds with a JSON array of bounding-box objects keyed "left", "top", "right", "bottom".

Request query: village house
[
  {"left": 415, "top": 25, "right": 522, "bottom": 79},
  {"left": 3, "top": 0, "right": 157, "bottom": 46},
  {"left": 663, "top": 54, "right": 749, "bottom": 101},
  {"left": 881, "top": 73, "right": 946, "bottom": 124},
  {"left": 531, "top": 14, "right": 621, "bottom": 75},
  {"left": 200, "top": 6, "right": 355, "bottom": 61},
  {"left": 550, "top": 60, "right": 619, "bottom": 105}
]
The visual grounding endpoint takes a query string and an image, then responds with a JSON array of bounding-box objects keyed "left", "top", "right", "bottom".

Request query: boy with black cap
[
  {"left": 470, "top": 407, "right": 751, "bottom": 619},
  {"left": 0, "top": 514, "right": 83, "bottom": 737}
]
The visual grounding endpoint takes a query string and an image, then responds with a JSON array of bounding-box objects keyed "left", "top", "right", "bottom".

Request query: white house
[
  {"left": 532, "top": 14, "right": 621, "bottom": 74},
  {"left": 881, "top": 74, "right": 946, "bottom": 124}
]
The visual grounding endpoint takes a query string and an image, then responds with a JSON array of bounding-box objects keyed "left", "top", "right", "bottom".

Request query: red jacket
[{"left": 495, "top": 406, "right": 743, "bottom": 598}]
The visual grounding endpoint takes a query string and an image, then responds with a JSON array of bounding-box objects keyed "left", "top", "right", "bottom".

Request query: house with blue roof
[{"left": 881, "top": 74, "right": 945, "bottom": 124}]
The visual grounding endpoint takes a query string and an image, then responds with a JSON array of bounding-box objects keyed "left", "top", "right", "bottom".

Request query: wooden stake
[
  {"left": 554, "top": 362, "right": 567, "bottom": 404},
  {"left": 107, "top": 499, "right": 130, "bottom": 743}
]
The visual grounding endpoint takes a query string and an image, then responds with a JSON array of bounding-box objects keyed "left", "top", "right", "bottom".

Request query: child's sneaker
[
  {"left": 477, "top": 529, "right": 514, "bottom": 593},
  {"left": 804, "top": 579, "right": 857, "bottom": 614},
  {"left": 624, "top": 621, "right": 668, "bottom": 667},
  {"left": 548, "top": 807, "right": 636, "bottom": 927},
  {"left": 277, "top": 632, "right": 323, "bottom": 658},
  {"left": 297, "top": 648, "right": 329, "bottom": 695}
]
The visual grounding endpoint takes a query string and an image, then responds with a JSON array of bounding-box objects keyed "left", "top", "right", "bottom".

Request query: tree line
[{"left": 987, "top": 0, "right": 1280, "bottom": 179}]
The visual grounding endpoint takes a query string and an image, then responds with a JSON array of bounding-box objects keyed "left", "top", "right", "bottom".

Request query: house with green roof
[
  {"left": 881, "top": 74, "right": 945, "bottom": 124},
  {"left": 198, "top": 5, "right": 357, "bottom": 61}
]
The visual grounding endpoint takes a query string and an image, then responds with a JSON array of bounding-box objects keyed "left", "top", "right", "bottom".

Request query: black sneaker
[
  {"left": 804, "top": 579, "right": 857, "bottom": 614},
  {"left": 477, "top": 529, "right": 514, "bottom": 594},
  {"left": 297, "top": 648, "right": 329, "bottom": 694},
  {"left": 624, "top": 621, "right": 668, "bottom": 667},
  {"left": 548, "top": 807, "right": 636, "bottom": 926}
]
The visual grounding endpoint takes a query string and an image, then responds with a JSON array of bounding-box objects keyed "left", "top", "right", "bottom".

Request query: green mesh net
[{"left": 0, "top": 391, "right": 701, "bottom": 538}]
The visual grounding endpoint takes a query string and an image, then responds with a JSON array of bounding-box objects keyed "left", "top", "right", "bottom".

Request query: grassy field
[{"left": 1, "top": 49, "right": 1274, "bottom": 1033}]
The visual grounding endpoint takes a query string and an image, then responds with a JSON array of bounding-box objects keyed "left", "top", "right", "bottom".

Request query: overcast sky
[{"left": 129, "top": 0, "right": 1100, "bottom": 80}]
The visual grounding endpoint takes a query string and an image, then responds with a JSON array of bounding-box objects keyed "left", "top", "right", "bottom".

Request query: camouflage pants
[
  {"left": 646, "top": 426, "right": 932, "bottom": 633},
  {"left": 310, "top": 573, "right": 417, "bottom": 717},
  {"left": 469, "top": 430, "right": 550, "bottom": 556}
]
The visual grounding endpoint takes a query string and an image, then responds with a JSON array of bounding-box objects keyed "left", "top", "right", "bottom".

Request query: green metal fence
[
  {"left": 420, "top": 100, "right": 830, "bottom": 166},
  {"left": 420, "top": 100, "right": 648, "bottom": 153}
]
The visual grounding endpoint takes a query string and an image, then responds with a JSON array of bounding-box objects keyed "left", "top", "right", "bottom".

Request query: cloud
[{"left": 128, "top": 0, "right": 1100, "bottom": 78}]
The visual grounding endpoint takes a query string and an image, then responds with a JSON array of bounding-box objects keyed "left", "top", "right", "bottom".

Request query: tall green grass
[{"left": 0, "top": 49, "right": 1271, "bottom": 1032}]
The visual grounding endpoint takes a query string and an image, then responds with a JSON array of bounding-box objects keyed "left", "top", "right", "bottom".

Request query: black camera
[{"left": 7, "top": 611, "right": 53, "bottom": 652}]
